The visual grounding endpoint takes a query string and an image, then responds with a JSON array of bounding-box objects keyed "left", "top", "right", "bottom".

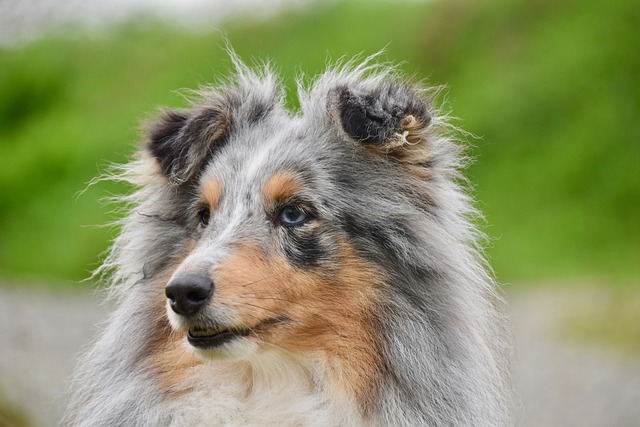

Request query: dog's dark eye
[
  {"left": 279, "top": 205, "right": 308, "bottom": 226},
  {"left": 197, "top": 207, "right": 211, "bottom": 227}
]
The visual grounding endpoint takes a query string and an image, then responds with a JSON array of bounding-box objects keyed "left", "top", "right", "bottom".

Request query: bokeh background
[{"left": 0, "top": 0, "right": 638, "bottom": 425}]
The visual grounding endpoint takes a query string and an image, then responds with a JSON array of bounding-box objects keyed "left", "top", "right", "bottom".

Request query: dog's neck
[{"left": 156, "top": 349, "right": 365, "bottom": 426}]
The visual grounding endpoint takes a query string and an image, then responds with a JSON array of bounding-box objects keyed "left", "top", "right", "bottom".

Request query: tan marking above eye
[
  {"left": 263, "top": 172, "right": 301, "bottom": 205},
  {"left": 202, "top": 179, "right": 223, "bottom": 210}
]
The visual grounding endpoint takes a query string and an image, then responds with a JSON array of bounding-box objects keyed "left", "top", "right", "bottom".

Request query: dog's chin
[
  {"left": 166, "top": 308, "right": 259, "bottom": 360},
  {"left": 187, "top": 325, "right": 258, "bottom": 360},
  {"left": 192, "top": 336, "right": 259, "bottom": 361}
]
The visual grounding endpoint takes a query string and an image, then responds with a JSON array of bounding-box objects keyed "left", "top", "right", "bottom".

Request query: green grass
[
  {"left": 440, "top": 0, "right": 640, "bottom": 282},
  {"left": 563, "top": 287, "right": 640, "bottom": 357},
  {"left": 0, "top": 396, "right": 32, "bottom": 427},
  {"left": 0, "top": 0, "right": 638, "bottom": 285}
]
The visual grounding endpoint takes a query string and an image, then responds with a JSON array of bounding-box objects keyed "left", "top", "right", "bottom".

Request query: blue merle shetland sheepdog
[{"left": 65, "top": 56, "right": 512, "bottom": 426}]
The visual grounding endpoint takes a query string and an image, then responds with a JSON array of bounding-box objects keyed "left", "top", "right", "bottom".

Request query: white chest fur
[{"left": 153, "top": 351, "right": 364, "bottom": 426}]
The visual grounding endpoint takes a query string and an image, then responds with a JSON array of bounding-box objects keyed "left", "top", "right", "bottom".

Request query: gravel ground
[
  {"left": 0, "top": 286, "right": 110, "bottom": 426},
  {"left": 1, "top": 284, "right": 639, "bottom": 426},
  {"left": 510, "top": 286, "right": 640, "bottom": 427}
]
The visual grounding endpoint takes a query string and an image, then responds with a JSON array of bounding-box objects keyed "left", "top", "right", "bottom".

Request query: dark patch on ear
[
  {"left": 147, "top": 107, "right": 229, "bottom": 184},
  {"left": 336, "top": 86, "right": 399, "bottom": 145},
  {"left": 329, "top": 83, "right": 435, "bottom": 170},
  {"left": 148, "top": 110, "right": 190, "bottom": 179},
  {"left": 332, "top": 84, "right": 430, "bottom": 145}
]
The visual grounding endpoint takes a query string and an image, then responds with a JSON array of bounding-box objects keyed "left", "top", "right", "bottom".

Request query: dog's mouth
[
  {"left": 187, "top": 326, "right": 251, "bottom": 348},
  {"left": 186, "top": 316, "right": 289, "bottom": 349}
]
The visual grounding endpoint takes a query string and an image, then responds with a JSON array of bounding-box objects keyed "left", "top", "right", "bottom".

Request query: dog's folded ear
[
  {"left": 146, "top": 106, "right": 229, "bottom": 184},
  {"left": 328, "top": 82, "right": 433, "bottom": 165}
]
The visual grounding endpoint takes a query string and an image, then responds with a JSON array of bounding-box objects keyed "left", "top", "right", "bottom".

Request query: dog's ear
[
  {"left": 146, "top": 106, "right": 229, "bottom": 184},
  {"left": 328, "top": 82, "right": 433, "bottom": 165}
]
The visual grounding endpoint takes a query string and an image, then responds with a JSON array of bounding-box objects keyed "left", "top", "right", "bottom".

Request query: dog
[{"left": 65, "top": 56, "right": 512, "bottom": 426}]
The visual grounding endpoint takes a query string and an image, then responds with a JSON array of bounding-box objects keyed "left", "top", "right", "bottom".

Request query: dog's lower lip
[{"left": 187, "top": 327, "right": 250, "bottom": 348}]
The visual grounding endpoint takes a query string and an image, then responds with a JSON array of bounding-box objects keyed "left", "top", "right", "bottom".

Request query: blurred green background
[
  {"left": 1, "top": 1, "right": 639, "bottom": 425},
  {"left": 1, "top": 0, "right": 638, "bottom": 286}
]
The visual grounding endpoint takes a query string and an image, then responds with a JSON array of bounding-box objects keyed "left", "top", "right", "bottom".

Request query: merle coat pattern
[{"left": 65, "top": 56, "right": 512, "bottom": 426}]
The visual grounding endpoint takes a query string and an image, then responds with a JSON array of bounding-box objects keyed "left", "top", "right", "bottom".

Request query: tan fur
[
  {"left": 370, "top": 114, "right": 436, "bottom": 177},
  {"left": 262, "top": 172, "right": 301, "bottom": 205},
  {"left": 145, "top": 253, "right": 205, "bottom": 397},
  {"left": 149, "top": 327, "right": 202, "bottom": 398},
  {"left": 202, "top": 179, "right": 223, "bottom": 211},
  {"left": 203, "top": 104, "right": 230, "bottom": 146},
  {"left": 213, "top": 243, "right": 384, "bottom": 412}
]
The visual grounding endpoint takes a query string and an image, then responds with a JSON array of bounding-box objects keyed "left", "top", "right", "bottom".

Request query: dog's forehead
[{"left": 200, "top": 116, "right": 331, "bottom": 196}]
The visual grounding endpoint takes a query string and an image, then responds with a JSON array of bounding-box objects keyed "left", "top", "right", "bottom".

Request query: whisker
[
  {"left": 237, "top": 295, "right": 298, "bottom": 303},
  {"left": 239, "top": 313, "right": 301, "bottom": 356},
  {"left": 240, "top": 276, "right": 273, "bottom": 288},
  {"left": 240, "top": 302, "right": 288, "bottom": 318},
  {"left": 243, "top": 310, "right": 294, "bottom": 326}
]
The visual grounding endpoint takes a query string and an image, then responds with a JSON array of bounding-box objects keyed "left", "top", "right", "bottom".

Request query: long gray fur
[{"left": 64, "top": 55, "right": 513, "bottom": 426}]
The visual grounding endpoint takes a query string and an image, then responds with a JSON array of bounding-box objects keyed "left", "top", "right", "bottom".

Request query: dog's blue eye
[{"left": 280, "top": 206, "right": 307, "bottom": 226}]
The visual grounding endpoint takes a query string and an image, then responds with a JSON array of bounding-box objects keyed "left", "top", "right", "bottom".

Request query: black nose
[{"left": 165, "top": 274, "right": 214, "bottom": 316}]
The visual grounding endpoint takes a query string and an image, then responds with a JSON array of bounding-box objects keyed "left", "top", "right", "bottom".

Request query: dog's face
[
  {"left": 164, "top": 120, "right": 383, "bottom": 361},
  {"left": 147, "top": 74, "right": 434, "bottom": 362}
]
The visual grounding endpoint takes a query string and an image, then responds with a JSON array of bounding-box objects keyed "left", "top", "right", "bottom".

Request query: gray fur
[{"left": 65, "top": 55, "right": 513, "bottom": 426}]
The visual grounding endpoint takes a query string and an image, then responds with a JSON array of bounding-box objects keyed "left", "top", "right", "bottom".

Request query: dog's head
[{"left": 144, "top": 64, "right": 440, "bottom": 363}]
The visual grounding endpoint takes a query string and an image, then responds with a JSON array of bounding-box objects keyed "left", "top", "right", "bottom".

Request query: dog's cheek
[{"left": 283, "top": 231, "right": 329, "bottom": 268}]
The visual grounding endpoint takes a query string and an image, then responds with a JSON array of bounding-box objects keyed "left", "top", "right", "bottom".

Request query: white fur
[{"left": 147, "top": 350, "right": 362, "bottom": 426}]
